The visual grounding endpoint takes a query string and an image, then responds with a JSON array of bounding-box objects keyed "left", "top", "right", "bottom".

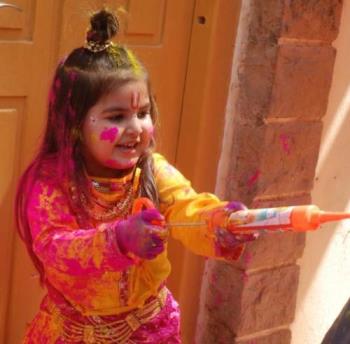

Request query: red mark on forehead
[{"left": 131, "top": 91, "right": 140, "bottom": 110}]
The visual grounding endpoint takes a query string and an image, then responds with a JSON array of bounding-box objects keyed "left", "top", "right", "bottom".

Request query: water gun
[
  {"left": 225, "top": 205, "right": 350, "bottom": 233},
  {"left": 132, "top": 198, "right": 350, "bottom": 233}
]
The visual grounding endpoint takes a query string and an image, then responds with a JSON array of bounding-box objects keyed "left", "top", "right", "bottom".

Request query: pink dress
[{"left": 22, "top": 153, "right": 243, "bottom": 343}]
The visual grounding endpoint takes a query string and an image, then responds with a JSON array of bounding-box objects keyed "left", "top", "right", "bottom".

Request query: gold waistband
[{"left": 48, "top": 288, "right": 167, "bottom": 344}]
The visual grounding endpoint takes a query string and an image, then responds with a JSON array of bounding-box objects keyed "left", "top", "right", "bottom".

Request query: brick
[
  {"left": 238, "top": 265, "right": 299, "bottom": 335},
  {"left": 268, "top": 45, "right": 336, "bottom": 119},
  {"left": 235, "top": 64, "right": 275, "bottom": 121},
  {"left": 258, "top": 121, "right": 323, "bottom": 196},
  {"left": 196, "top": 261, "right": 243, "bottom": 344},
  {"left": 224, "top": 124, "right": 266, "bottom": 204},
  {"left": 236, "top": 232, "right": 305, "bottom": 270},
  {"left": 236, "top": 329, "right": 291, "bottom": 344},
  {"left": 245, "top": 0, "right": 284, "bottom": 41},
  {"left": 252, "top": 192, "right": 312, "bottom": 208},
  {"left": 197, "top": 263, "right": 299, "bottom": 339},
  {"left": 238, "top": 0, "right": 284, "bottom": 65},
  {"left": 282, "top": 0, "right": 343, "bottom": 42},
  {"left": 225, "top": 121, "right": 322, "bottom": 204}
]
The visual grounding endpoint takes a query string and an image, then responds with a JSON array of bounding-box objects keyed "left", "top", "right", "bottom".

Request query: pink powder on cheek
[
  {"left": 148, "top": 126, "right": 155, "bottom": 137},
  {"left": 100, "top": 127, "right": 119, "bottom": 143}
]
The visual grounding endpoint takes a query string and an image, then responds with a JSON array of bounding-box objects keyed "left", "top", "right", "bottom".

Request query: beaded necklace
[{"left": 74, "top": 168, "right": 141, "bottom": 222}]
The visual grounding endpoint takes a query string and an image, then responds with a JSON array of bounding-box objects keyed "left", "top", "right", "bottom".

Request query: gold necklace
[
  {"left": 72, "top": 167, "right": 141, "bottom": 222},
  {"left": 81, "top": 183, "right": 136, "bottom": 222}
]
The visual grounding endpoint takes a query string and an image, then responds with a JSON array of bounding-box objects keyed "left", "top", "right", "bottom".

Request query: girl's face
[{"left": 82, "top": 79, "right": 154, "bottom": 177}]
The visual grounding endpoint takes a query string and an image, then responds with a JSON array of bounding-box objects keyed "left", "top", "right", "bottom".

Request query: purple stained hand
[
  {"left": 225, "top": 201, "right": 247, "bottom": 212},
  {"left": 116, "top": 209, "right": 168, "bottom": 260},
  {"left": 214, "top": 200, "right": 259, "bottom": 258}
]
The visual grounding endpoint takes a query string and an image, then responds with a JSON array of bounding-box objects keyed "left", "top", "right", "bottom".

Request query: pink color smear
[
  {"left": 213, "top": 291, "right": 224, "bottom": 306},
  {"left": 100, "top": 127, "right": 119, "bottom": 143},
  {"left": 280, "top": 133, "right": 291, "bottom": 155},
  {"left": 247, "top": 170, "right": 260, "bottom": 188},
  {"left": 242, "top": 271, "right": 249, "bottom": 283},
  {"left": 244, "top": 252, "right": 253, "bottom": 265}
]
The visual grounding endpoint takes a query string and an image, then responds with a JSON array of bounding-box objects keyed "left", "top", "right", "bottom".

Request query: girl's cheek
[
  {"left": 148, "top": 125, "right": 155, "bottom": 137},
  {"left": 99, "top": 127, "right": 119, "bottom": 143},
  {"left": 143, "top": 120, "right": 154, "bottom": 138},
  {"left": 90, "top": 133, "right": 98, "bottom": 143}
]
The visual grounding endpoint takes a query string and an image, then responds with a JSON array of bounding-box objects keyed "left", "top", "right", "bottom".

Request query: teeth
[{"left": 120, "top": 143, "right": 136, "bottom": 148}]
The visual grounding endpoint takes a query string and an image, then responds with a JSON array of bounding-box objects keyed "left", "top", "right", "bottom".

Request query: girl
[{"left": 16, "top": 9, "right": 258, "bottom": 343}]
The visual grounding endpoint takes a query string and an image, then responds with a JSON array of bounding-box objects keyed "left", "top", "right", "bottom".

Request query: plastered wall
[{"left": 291, "top": 1, "right": 350, "bottom": 343}]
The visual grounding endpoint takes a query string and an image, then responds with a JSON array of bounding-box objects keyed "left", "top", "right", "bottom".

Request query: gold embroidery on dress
[{"left": 48, "top": 288, "right": 167, "bottom": 343}]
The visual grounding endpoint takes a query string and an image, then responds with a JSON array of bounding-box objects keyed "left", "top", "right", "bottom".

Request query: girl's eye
[
  {"left": 137, "top": 111, "right": 150, "bottom": 119},
  {"left": 108, "top": 114, "right": 124, "bottom": 122}
]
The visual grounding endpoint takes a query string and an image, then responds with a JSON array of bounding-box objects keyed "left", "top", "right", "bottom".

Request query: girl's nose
[{"left": 125, "top": 116, "right": 142, "bottom": 135}]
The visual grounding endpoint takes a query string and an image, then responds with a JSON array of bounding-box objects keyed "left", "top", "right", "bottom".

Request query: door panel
[
  {"left": 0, "top": 1, "right": 61, "bottom": 342},
  {"left": 0, "top": 0, "right": 36, "bottom": 40}
]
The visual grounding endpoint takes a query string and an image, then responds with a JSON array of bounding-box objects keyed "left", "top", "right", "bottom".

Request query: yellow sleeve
[{"left": 153, "top": 153, "right": 227, "bottom": 257}]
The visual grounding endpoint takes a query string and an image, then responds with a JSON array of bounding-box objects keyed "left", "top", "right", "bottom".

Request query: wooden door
[
  {"left": 0, "top": 0, "right": 197, "bottom": 343},
  {"left": 0, "top": 1, "right": 62, "bottom": 343}
]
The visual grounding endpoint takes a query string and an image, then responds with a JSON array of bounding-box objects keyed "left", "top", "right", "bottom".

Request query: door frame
[{"left": 175, "top": 0, "right": 242, "bottom": 341}]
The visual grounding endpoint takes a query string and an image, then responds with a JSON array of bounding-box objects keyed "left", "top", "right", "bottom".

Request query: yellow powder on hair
[
  {"left": 126, "top": 49, "right": 142, "bottom": 77},
  {"left": 107, "top": 43, "right": 124, "bottom": 67}
]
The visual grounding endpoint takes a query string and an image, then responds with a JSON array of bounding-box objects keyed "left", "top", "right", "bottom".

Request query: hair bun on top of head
[{"left": 86, "top": 9, "right": 119, "bottom": 53}]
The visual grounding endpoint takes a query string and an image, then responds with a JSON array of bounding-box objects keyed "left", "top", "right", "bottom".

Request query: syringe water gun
[
  {"left": 225, "top": 205, "right": 350, "bottom": 233},
  {"left": 132, "top": 198, "right": 350, "bottom": 233}
]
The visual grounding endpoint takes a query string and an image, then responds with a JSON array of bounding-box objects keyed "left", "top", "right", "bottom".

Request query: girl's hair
[{"left": 15, "top": 9, "right": 159, "bottom": 283}]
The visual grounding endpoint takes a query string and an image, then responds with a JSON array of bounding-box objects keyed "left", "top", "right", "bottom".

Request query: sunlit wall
[{"left": 291, "top": 2, "right": 350, "bottom": 343}]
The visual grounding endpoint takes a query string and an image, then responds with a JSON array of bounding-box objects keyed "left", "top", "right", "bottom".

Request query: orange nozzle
[
  {"left": 319, "top": 211, "right": 350, "bottom": 224},
  {"left": 291, "top": 205, "right": 350, "bottom": 231}
]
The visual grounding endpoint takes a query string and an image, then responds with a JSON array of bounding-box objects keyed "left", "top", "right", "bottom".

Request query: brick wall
[{"left": 196, "top": 1, "right": 343, "bottom": 343}]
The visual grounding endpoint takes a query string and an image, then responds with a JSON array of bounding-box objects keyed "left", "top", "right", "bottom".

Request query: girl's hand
[
  {"left": 116, "top": 209, "right": 168, "bottom": 260},
  {"left": 214, "top": 201, "right": 259, "bottom": 259}
]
